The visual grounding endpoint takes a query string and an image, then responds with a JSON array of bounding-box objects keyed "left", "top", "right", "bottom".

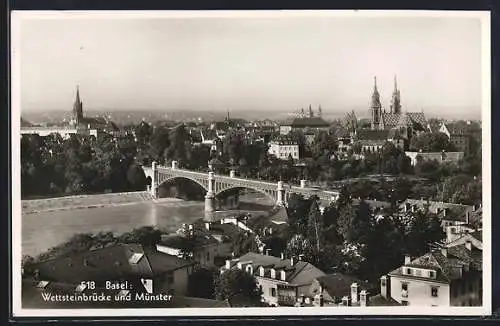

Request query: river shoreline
[{"left": 21, "top": 191, "right": 185, "bottom": 215}]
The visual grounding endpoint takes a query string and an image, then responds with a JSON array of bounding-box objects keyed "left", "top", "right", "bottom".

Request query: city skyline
[{"left": 14, "top": 11, "right": 484, "bottom": 118}]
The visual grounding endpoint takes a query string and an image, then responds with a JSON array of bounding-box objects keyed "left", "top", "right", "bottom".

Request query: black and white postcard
[{"left": 11, "top": 10, "right": 491, "bottom": 317}]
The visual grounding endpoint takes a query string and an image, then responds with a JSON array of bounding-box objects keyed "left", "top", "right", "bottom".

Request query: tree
[
  {"left": 307, "top": 199, "right": 323, "bottom": 251},
  {"left": 118, "top": 226, "right": 162, "bottom": 248},
  {"left": 165, "top": 124, "right": 192, "bottom": 165},
  {"left": 405, "top": 208, "right": 445, "bottom": 257},
  {"left": 337, "top": 201, "right": 373, "bottom": 244},
  {"left": 187, "top": 267, "right": 217, "bottom": 299},
  {"left": 410, "top": 132, "right": 456, "bottom": 152},
  {"left": 127, "top": 164, "right": 147, "bottom": 191},
  {"left": 285, "top": 234, "right": 316, "bottom": 263},
  {"left": 285, "top": 193, "right": 311, "bottom": 235},
  {"left": 214, "top": 269, "right": 262, "bottom": 306},
  {"left": 322, "top": 204, "right": 341, "bottom": 245}
]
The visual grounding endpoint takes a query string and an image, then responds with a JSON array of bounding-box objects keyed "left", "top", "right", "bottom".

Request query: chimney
[
  {"left": 265, "top": 249, "right": 271, "bottom": 256},
  {"left": 466, "top": 212, "right": 470, "bottom": 225},
  {"left": 359, "top": 290, "right": 368, "bottom": 307},
  {"left": 205, "top": 222, "right": 210, "bottom": 231},
  {"left": 290, "top": 257, "right": 295, "bottom": 266},
  {"left": 465, "top": 240, "right": 472, "bottom": 251},
  {"left": 342, "top": 296, "right": 351, "bottom": 306},
  {"left": 443, "top": 208, "right": 448, "bottom": 217},
  {"left": 225, "top": 260, "right": 231, "bottom": 269},
  {"left": 441, "top": 247, "right": 447, "bottom": 257},
  {"left": 404, "top": 255, "right": 411, "bottom": 265},
  {"left": 281, "top": 252, "right": 285, "bottom": 260},
  {"left": 380, "top": 275, "right": 389, "bottom": 299},
  {"left": 351, "top": 283, "right": 359, "bottom": 305},
  {"left": 298, "top": 254, "right": 304, "bottom": 261}
]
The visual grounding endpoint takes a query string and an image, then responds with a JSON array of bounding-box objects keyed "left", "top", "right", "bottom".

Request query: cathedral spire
[
  {"left": 370, "top": 76, "right": 382, "bottom": 130},
  {"left": 73, "top": 85, "right": 83, "bottom": 125},
  {"left": 390, "top": 75, "right": 402, "bottom": 114}
]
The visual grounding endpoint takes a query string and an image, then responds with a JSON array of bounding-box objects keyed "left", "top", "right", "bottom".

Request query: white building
[
  {"left": 268, "top": 136, "right": 300, "bottom": 160},
  {"left": 382, "top": 233, "right": 482, "bottom": 307},
  {"left": 220, "top": 252, "right": 325, "bottom": 306}
]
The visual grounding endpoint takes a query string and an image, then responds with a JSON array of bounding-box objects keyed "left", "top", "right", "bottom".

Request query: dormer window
[
  {"left": 246, "top": 264, "right": 253, "bottom": 275},
  {"left": 280, "top": 270, "right": 286, "bottom": 281},
  {"left": 270, "top": 268, "right": 276, "bottom": 279},
  {"left": 259, "top": 266, "right": 265, "bottom": 277}
]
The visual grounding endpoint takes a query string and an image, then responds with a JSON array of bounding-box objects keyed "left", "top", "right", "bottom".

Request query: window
[
  {"left": 431, "top": 286, "right": 439, "bottom": 297},
  {"left": 381, "top": 279, "right": 386, "bottom": 287},
  {"left": 401, "top": 300, "right": 409, "bottom": 306},
  {"left": 405, "top": 268, "right": 412, "bottom": 275},
  {"left": 429, "top": 271, "right": 435, "bottom": 278},
  {"left": 270, "top": 288, "right": 276, "bottom": 297},
  {"left": 401, "top": 283, "right": 408, "bottom": 291}
]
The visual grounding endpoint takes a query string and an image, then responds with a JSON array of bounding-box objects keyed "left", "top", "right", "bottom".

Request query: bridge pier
[
  {"left": 205, "top": 171, "right": 216, "bottom": 213},
  {"left": 151, "top": 161, "right": 158, "bottom": 198},
  {"left": 276, "top": 181, "right": 285, "bottom": 206}
]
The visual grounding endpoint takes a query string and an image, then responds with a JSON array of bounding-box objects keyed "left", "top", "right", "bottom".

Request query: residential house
[
  {"left": 384, "top": 237, "right": 482, "bottom": 306},
  {"left": 220, "top": 252, "right": 325, "bottom": 306},
  {"left": 439, "top": 121, "right": 481, "bottom": 156},
  {"left": 268, "top": 135, "right": 300, "bottom": 160},
  {"left": 32, "top": 243, "right": 195, "bottom": 296},
  {"left": 156, "top": 227, "right": 220, "bottom": 268}
]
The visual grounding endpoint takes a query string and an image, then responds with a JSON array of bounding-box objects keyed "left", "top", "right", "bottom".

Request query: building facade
[{"left": 268, "top": 136, "right": 300, "bottom": 160}]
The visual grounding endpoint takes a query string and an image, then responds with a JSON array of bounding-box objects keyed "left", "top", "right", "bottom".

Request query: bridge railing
[{"left": 151, "top": 164, "right": 339, "bottom": 197}]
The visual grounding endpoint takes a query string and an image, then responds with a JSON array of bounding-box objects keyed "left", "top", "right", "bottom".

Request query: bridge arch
[
  {"left": 215, "top": 186, "right": 277, "bottom": 205},
  {"left": 156, "top": 176, "right": 209, "bottom": 194}
]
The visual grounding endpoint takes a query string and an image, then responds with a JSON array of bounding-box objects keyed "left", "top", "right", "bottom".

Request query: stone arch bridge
[{"left": 142, "top": 161, "right": 340, "bottom": 213}]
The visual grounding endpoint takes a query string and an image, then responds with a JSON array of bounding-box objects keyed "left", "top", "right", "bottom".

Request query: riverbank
[{"left": 21, "top": 191, "right": 184, "bottom": 215}]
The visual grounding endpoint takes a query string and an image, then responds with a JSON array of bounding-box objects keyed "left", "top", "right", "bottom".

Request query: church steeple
[
  {"left": 370, "top": 76, "right": 382, "bottom": 130},
  {"left": 390, "top": 75, "right": 402, "bottom": 114},
  {"left": 73, "top": 85, "right": 83, "bottom": 125}
]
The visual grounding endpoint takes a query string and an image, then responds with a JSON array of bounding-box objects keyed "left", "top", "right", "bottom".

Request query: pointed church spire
[
  {"left": 75, "top": 85, "right": 81, "bottom": 104},
  {"left": 394, "top": 74, "right": 398, "bottom": 92}
]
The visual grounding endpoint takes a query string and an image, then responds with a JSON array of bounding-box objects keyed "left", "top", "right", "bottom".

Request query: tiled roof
[
  {"left": 159, "top": 233, "right": 218, "bottom": 249},
  {"left": 369, "top": 294, "right": 402, "bottom": 306},
  {"left": 314, "top": 273, "right": 375, "bottom": 299},
  {"left": 228, "top": 252, "right": 325, "bottom": 285},
  {"left": 389, "top": 243, "right": 482, "bottom": 283},
  {"left": 268, "top": 206, "right": 289, "bottom": 223},
  {"left": 355, "top": 130, "right": 389, "bottom": 140},
  {"left": 34, "top": 244, "right": 194, "bottom": 285},
  {"left": 35, "top": 244, "right": 154, "bottom": 283},
  {"left": 282, "top": 117, "right": 329, "bottom": 128},
  {"left": 381, "top": 112, "right": 427, "bottom": 130}
]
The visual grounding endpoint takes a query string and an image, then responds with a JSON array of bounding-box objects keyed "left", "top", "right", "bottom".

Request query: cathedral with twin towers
[{"left": 369, "top": 75, "right": 428, "bottom": 138}]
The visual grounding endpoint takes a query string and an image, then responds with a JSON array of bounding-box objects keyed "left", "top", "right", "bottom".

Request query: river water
[{"left": 22, "top": 194, "right": 273, "bottom": 257}]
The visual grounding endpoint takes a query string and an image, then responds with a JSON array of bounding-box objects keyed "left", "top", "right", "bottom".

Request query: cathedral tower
[
  {"left": 370, "top": 76, "right": 382, "bottom": 130},
  {"left": 72, "top": 85, "right": 83, "bottom": 125},
  {"left": 390, "top": 75, "right": 402, "bottom": 114}
]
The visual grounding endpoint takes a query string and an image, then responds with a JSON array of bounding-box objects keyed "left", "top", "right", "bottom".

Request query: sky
[{"left": 13, "top": 11, "right": 485, "bottom": 117}]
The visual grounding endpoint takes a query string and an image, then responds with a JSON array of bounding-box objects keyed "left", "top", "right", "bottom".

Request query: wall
[
  {"left": 390, "top": 275, "right": 450, "bottom": 306},
  {"left": 405, "top": 151, "right": 464, "bottom": 166},
  {"left": 156, "top": 266, "right": 192, "bottom": 296},
  {"left": 255, "top": 276, "right": 287, "bottom": 306},
  {"left": 450, "top": 272, "right": 482, "bottom": 306}
]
